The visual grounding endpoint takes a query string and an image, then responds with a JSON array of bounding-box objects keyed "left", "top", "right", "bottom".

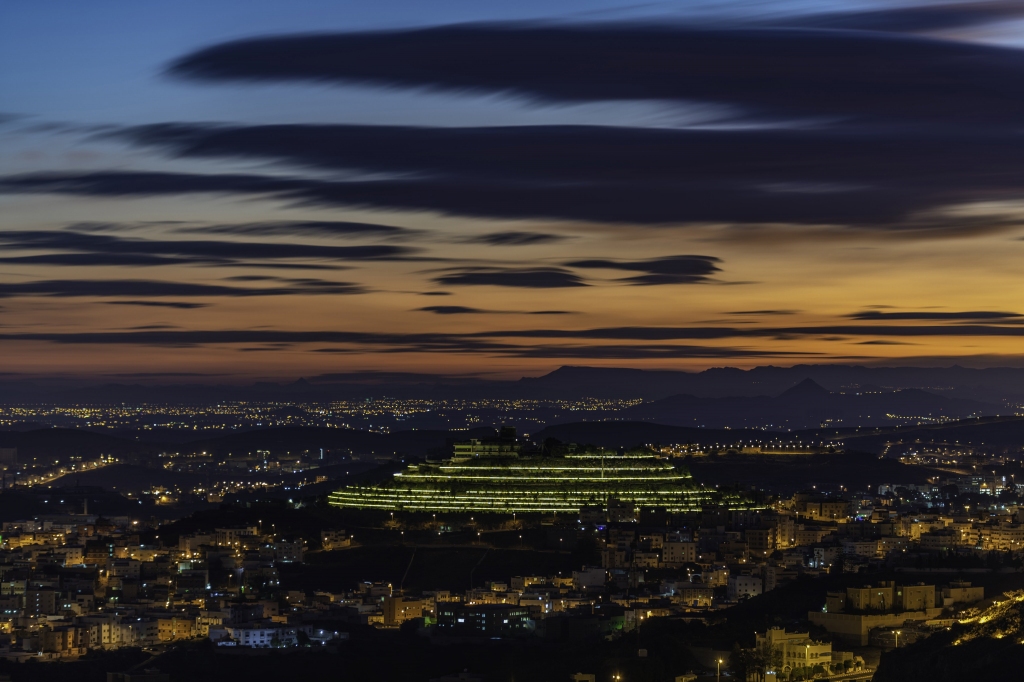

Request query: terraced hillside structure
[{"left": 329, "top": 438, "right": 754, "bottom": 513}]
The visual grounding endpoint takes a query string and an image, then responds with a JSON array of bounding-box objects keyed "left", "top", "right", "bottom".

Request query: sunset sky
[{"left": 4, "top": 0, "right": 1024, "bottom": 382}]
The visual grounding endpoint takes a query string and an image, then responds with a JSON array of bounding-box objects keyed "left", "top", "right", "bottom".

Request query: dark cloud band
[
  {"left": 0, "top": 278, "right": 365, "bottom": 298},
  {"left": 168, "top": 23, "right": 1024, "bottom": 127},
  {"left": 0, "top": 229, "right": 414, "bottom": 268},
  {"left": 0, "top": 168, "right": 948, "bottom": 227},
  {"left": 431, "top": 267, "right": 586, "bottom": 288},
  {"left": 185, "top": 220, "right": 420, "bottom": 239},
  {"left": 849, "top": 310, "right": 1024, "bottom": 321},
  {"left": 567, "top": 255, "right": 720, "bottom": 285},
  {"left": 465, "top": 231, "right": 568, "bottom": 246},
  {"left": 416, "top": 305, "right": 572, "bottom": 315},
  {"left": 21, "top": 117, "right": 1024, "bottom": 229},
  {"left": 105, "top": 300, "right": 209, "bottom": 309}
]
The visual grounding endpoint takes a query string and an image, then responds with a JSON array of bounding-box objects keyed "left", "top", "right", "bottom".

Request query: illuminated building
[
  {"left": 754, "top": 628, "right": 836, "bottom": 674},
  {"left": 328, "top": 432, "right": 754, "bottom": 513},
  {"left": 435, "top": 604, "right": 533, "bottom": 637}
]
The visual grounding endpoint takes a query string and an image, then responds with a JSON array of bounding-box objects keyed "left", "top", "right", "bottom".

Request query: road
[
  {"left": 825, "top": 670, "right": 875, "bottom": 681},
  {"left": 17, "top": 457, "right": 115, "bottom": 487}
]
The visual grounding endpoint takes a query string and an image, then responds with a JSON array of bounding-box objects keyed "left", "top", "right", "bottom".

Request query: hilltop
[{"left": 875, "top": 592, "right": 1024, "bottom": 682}]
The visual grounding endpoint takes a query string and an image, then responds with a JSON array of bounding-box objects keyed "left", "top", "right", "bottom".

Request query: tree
[
  {"left": 399, "top": 617, "right": 422, "bottom": 637},
  {"left": 753, "top": 643, "right": 783, "bottom": 681},
  {"left": 730, "top": 643, "right": 753, "bottom": 680},
  {"left": 732, "top": 643, "right": 782, "bottom": 682}
]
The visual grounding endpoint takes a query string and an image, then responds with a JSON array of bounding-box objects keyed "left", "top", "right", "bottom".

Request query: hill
[
  {"left": 685, "top": 452, "right": 942, "bottom": 494},
  {"left": 0, "top": 428, "right": 160, "bottom": 466},
  {"left": 622, "top": 380, "right": 998, "bottom": 429},
  {"left": 832, "top": 416, "right": 1024, "bottom": 453},
  {"left": 874, "top": 592, "right": 1024, "bottom": 682}
]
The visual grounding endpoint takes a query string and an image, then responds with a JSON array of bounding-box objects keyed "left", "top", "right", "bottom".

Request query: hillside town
[{"left": 1, "top": 471, "right": 1014, "bottom": 680}]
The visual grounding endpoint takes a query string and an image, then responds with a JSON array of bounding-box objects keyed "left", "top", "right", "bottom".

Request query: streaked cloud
[
  {"left": 0, "top": 278, "right": 365, "bottom": 298},
  {"left": 0, "top": 228, "right": 416, "bottom": 269},
  {"left": 566, "top": 255, "right": 720, "bottom": 285},
  {"left": 180, "top": 220, "right": 422, "bottom": 240},
  {"left": 849, "top": 310, "right": 1024, "bottom": 321},
  {"left": 105, "top": 300, "right": 209, "bottom": 309},
  {"left": 416, "top": 305, "right": 572, "bottom": 315},
  {"left": 464, "top": 231, "right": 569, "bottom": 246},
  {"left": 778, "top": 2, "right": 1024, "bottom": 33},
  {"left": 431, "top": 267, "right": 587, "bottom": 288}
]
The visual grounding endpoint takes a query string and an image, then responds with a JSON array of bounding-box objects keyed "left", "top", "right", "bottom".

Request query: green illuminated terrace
[{"left": 328, "top": 451, "right": 749, "bottom": 513}]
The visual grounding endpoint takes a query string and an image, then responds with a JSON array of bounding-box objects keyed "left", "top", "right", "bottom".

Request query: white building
[
  {"left": 211, "top": 624, "right": 298, "bottom": 647},
  {"left": 727, "top": 574, "right": 762, "bottom": 600}
]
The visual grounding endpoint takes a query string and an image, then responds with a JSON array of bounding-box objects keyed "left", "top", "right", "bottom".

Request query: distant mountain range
[
  {"left": 516, "top": 365, "right": 1024, "bottom": 403},
  {"left": 2, "top": 364, "right": 1024, "bottom": 403},
  {"left": 619, "top": 378, "right": 999, "bottom": 429}
]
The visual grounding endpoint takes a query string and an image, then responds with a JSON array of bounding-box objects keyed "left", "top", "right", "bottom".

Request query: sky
[{"left": 4, "top": 0, "right": 1024, "bottom": 382}]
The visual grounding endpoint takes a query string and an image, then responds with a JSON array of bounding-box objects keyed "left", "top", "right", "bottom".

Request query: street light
[
  {"left": 894, "top": 630, "right": 901, "bottom": 648},
  {"left": 717, "top": 658, "right": 723, "bottom": 682}
]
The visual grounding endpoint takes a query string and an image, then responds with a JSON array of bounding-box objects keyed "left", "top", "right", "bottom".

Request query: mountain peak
[{"left": 779, "top": 378, "right": 830, "bottom": 398}]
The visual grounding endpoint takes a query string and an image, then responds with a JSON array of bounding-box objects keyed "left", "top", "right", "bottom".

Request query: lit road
[
  {"left": 825, "top": 670, "right": 874, "bottom": 681},
  {"left": 17, "top": 457, "right": 115, "bottom": 487}
]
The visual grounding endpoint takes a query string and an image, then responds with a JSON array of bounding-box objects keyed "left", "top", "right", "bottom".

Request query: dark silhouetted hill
[
  {"left": 621, "top": 381, "right": 997, "bottom": 429},
  {"left": 0, "top": 428, "right": 160, "bottom": 466}
]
